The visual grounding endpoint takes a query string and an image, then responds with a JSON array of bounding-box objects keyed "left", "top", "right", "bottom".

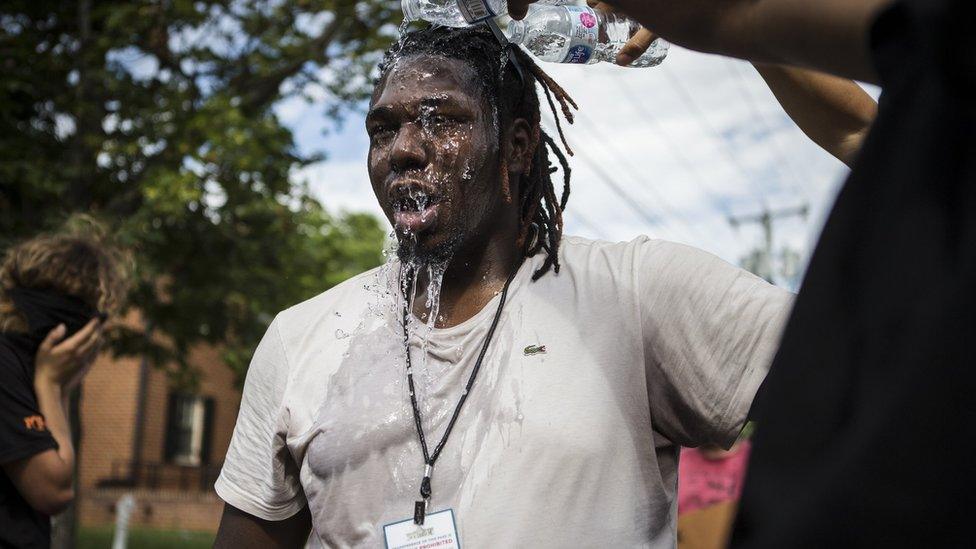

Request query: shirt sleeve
[
  {"left": 0, "top": 345, "right": 58, "bottom": 465},
  {"left": 638, "top": 240, "right": 793, "bottom": 448},
  {"left": 215, "top": 317, "right": 306, "bottom": 520}
]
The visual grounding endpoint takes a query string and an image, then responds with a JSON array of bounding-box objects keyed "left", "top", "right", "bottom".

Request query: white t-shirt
[{"left": 215, "top": 236, "right": 792, "bottom": 548}]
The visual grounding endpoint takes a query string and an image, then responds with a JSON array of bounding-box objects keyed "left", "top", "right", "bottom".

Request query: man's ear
[{"left": 505, "top": 117, "right": 533, "bottom": 179}]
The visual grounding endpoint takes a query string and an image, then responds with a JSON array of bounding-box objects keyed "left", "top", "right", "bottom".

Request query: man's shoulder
[
  {"left": 553, "top": 235, "right": 746, "bottom": 295},
  {"left": 560, "top": 234, "right": 729, "bottom": 266},
  {"left": 561, "top": 233, "right": 682, "bottom": 253},
  {"left": 556, "top": 234, "right": 674, "bottom": 271}
]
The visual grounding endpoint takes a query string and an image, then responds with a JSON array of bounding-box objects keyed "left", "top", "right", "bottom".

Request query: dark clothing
[
  {"left": 0, "top": 289, "right": 97, "bottom": 549},
  {"left": 0, "top": 333, "right": 57, "bottom": 549},
  {"left": 734, "top": 0, "right": 976, "bottom": 547}
]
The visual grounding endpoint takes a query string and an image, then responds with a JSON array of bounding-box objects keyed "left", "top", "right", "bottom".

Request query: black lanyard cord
[{"left": 401, "top": 261, "right": 522, "bottom": 523}]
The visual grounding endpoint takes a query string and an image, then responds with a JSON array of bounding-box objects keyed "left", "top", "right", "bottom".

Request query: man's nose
[{"left": 390, "top": 121, "right": 427, "bottom": 173}]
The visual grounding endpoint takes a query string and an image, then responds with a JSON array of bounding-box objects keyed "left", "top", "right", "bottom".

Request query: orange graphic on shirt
[{"left": 23, "top": 415, "right": 47, "bottom": 431}]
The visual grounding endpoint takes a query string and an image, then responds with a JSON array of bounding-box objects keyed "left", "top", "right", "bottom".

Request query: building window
[{"left": 164, "top": 393, "right": 214, "bottom": 466}]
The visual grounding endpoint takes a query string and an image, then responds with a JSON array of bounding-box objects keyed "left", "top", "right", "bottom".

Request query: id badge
[{"left": 383, "top": 509, "right": 460, "bottom": 549}]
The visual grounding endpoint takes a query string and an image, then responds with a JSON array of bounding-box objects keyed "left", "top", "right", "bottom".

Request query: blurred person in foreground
[
  {"left": 506, "top": 0, "right": 976, "bottom": 546},
  {"left": 0, "top": 217, "right": 129, "bottom": 548},
  {"left": 210, "top": 13, "right": 880, "bottom": 546}
]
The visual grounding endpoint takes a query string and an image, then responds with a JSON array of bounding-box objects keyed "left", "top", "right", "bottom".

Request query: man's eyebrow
[
  {"left": 419, "top": 95, "right": 466, "bottom": 110},
  {"left": 367, "top": 94, "right": 470, "bottom": 123}
]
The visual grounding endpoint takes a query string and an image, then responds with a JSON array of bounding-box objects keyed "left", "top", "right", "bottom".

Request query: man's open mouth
[{"left": 390, "top": 188, "right": 442, "bottom": 234}]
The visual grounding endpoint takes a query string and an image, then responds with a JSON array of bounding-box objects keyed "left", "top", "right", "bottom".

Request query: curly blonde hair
[{"left": 0, "top": 215, "right": 132, "bottom": 333}]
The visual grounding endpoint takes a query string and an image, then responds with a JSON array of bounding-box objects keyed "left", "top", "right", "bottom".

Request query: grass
[{"left": 77, "top": 526, "right": 214, "bottom": 549}]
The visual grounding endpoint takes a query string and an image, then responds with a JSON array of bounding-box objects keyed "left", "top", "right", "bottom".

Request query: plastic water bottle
[
  {"left": 401, "top": 0, "right": 567, "bottom": 28},
  {"left": 506, "top": 5, "right": 669, "bottom": 67}
]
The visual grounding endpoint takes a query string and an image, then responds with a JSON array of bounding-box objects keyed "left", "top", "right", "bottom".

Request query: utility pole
[{"left": 728, "top": 204, "right": 809, "bottom": 286}]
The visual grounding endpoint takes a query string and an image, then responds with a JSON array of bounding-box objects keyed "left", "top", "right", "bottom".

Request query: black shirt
[
  {"left": 733, "top": 0, "right": 976, "bottom": 547},
  {"left": 0, "top": 332, "right": 57, "bottom": 549}
]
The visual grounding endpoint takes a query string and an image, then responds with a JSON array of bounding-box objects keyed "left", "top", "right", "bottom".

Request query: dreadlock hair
[{"left": 377, "top": 25, "right": 578, "bottom": 280}]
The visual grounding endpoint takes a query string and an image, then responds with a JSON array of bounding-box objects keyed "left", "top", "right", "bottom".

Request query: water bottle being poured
[
  {"left": 506, "top": 4, "right": 669, "bottom": 67},
  {"left": 401, "top": 0, "right": 668, "bottom": 68},
  {"left": 402, "top": 0, "right": 568, "bottom": 28}
]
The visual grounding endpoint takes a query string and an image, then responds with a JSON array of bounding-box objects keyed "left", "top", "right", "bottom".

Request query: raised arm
[
  {"left": 510, "top": 0, "right": 895, "bottom": 84},
  {"left": 753, "top": 63, "right": 878, "bottom": 166},
  {"left": 2, "top": 319, "right": 101, "bottom": 516}
]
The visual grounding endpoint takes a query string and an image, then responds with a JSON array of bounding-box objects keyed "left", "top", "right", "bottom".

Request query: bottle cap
[{"left": 505, "top": 19, "right": 525, "bottom": 44}]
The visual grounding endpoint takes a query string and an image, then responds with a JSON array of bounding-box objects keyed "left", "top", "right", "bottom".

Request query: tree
[{"left": 0, "top": 0, "right": 399, "bottom": 381}]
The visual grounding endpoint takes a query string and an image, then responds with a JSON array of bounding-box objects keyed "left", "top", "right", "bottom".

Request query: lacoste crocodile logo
[{"left": 523, "top": 344, "right": 546, "bottom": 356}]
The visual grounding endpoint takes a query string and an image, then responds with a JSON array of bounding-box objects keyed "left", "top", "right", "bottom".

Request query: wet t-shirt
[{"left": 216, "top": 236, "right": 792, "bottom": 547}]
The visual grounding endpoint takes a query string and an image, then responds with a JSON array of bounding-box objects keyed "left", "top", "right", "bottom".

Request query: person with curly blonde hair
[{"left": 0, "top": 216, "right": 129, "bottom": 548}]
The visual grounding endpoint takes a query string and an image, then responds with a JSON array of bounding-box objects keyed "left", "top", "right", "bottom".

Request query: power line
[
  {"left": 539, "top": 110, "right": 681, "bottom": 241},
  {"left": 728, "top": 204, "right": 809, "bottom": 286},
  {"left": 614, "top": 73, "right": 739, "bottom": 224},
  {"left": 567, "top": 108, "right": 711, "bottom": 243},
  {"left": 564, "top": 207, "right": 610, "bottom": 240},
  {"left": 565, "top": 137, "right": 669, "bottom": 233},
  {"left": 724, "top": 60, "right": 811, "bottom": 198},
  {"left": 659, "top": 64, "right": 769, "bottom": 209}
]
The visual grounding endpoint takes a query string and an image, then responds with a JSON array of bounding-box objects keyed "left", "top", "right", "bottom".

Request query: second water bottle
[
  {"left": 401, "top": 0, "right": 669, "bottom": 68},
  {"left": 506, "top": 5, "right": 669, "bottom": 67}
]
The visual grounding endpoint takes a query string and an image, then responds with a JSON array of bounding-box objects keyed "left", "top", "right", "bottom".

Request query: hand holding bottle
[
  {"left": 507, "top": 0, "right": 746, "bottom": 54},
  {"left": 585, "top": 0, "right": 657, "bottom": 66},
  {"left": 507, "top": 0, "right": 888, "bottom": 84},
  {"left": 505, "top": 3, "right": 668, "bottom": 67}
]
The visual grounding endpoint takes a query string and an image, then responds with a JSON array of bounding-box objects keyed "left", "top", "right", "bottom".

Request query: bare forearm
[
  {"left": 1, "top": 380, "right": 79, "bottom": 515},
  {"left": 32, "top": 380, "right": 75, "bottom": 481},
  {"left": 728, "top": 0, "right": 891, "bottom": 83},
  {"left": 754, "top": 63, "right": 877, "bottom": 166},
  {"left": 215, "top": 504, "right": 312, "bottom": 549},
  {"left": 609, "top": 0, "right": 893, "bottom": 83}
]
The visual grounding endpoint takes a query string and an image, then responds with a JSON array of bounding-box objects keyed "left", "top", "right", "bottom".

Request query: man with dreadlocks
[{"left": 214, "top": 25, "right": 792, "bottom": 548}]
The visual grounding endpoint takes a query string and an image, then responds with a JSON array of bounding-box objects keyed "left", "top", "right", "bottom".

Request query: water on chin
[
  {"left": 396, "top": 250, "right": 450, "bottom": 428},
  {"left": 370, "top": 19, "right": 511, "bottom": 444}
]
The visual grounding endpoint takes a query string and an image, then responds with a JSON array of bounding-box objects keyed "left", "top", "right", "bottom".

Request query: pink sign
[{"left": 677, "top": 441, "right": 751, "bottom": 515}]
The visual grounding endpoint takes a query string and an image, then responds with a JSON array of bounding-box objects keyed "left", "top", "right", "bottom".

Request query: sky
[{"left": 275, "top": 41, "right": 879, "bottom": 289}]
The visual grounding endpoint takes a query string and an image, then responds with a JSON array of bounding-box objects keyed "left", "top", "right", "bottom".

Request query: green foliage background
[{"left": 0, "top": 0, "right": 399, "bottom": 383}]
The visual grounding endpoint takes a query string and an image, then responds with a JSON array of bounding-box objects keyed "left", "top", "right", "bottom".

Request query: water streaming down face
[
  {"left": 368, "top": 55, "right": 505, "bottom": 324},
  {"left": 360, "top": 23, "right": 546, "bottom": 444},
  {"left": 300, "top": 30, "right": 588, "bottom": 534}
]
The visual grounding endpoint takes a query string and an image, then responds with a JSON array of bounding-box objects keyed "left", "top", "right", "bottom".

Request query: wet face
[{"left": 366, "top": 56, "right": 504, "bottom": 265}]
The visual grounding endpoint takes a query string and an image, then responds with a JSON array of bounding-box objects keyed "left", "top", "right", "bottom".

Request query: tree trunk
[{"left": 68, "top": 0, "right": 94, "bottom": 211}]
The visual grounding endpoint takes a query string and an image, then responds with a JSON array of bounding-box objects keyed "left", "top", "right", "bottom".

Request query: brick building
[{"left": 76, "top": 337, "right": 242, "bottom": 533}]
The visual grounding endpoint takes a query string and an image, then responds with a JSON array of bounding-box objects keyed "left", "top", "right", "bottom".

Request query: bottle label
[
  {"left": 457, "top": 0, "right": 496, "bottom": 23},
  {"left": 561, "top": 6, "right": 598, "bottom": 64}
]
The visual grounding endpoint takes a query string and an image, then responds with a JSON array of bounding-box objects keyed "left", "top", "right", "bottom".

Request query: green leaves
[{"left": 1, "top": 0, "right": 397, "bottom": 385}]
